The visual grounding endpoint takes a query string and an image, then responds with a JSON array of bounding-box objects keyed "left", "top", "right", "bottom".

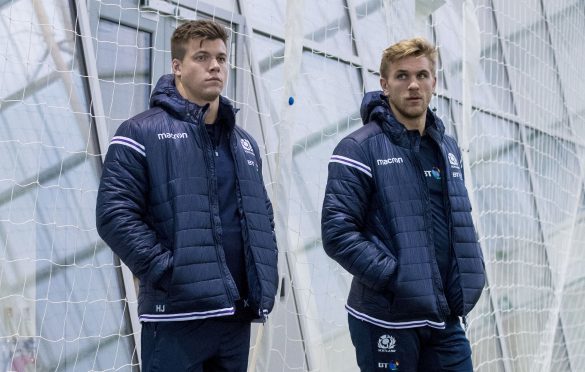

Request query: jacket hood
[
  {"left": 149, "top": 74, "right": 236, "bottom": 128},
  {"left": 360, "top": 90, "right": 391, "bottom": 125},
  {"left": 360, "top": 90, "right": 445, "bottom": 145}
]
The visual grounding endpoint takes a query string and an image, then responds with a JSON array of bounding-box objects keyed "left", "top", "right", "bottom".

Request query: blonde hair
[{"left": 379, "top": 37, "right": 438, "bottom": 78}]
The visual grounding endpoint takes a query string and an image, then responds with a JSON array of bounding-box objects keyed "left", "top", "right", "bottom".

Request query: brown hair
[
  {"left": 171, "top": 20, "right": 228, "bottom": 61},
  {"left": 379, "top": 37, "right": 438, "bottom": 78}
]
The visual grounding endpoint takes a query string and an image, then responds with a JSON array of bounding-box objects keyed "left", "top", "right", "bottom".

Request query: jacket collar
[
  {"left": 149, "top": 74, "right": 237, "bottom": 130},
  {"left": 360, "top": 90, "right": 445, "bottom": 148}
]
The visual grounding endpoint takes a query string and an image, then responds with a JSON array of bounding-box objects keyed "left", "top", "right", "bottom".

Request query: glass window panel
[
  {"left": 492, "top": 0, "right": 542, "bottom": 37},
  {"left": 563, "top": 187, "right": 585, "bottom": 286},
  {"left": 100, "top": 0, "right": 139, "bottom": 6},
  {"left": 0, "top": 8, "right": 90, "bottom": 151},
  {"left": 229, "top": 32, "right": 278, "bottom": 189},
  {"left": 244, "top": 0, "right": 285, "bottom": 34},
  {"left": 304, "top": 0, "right": 354, "bottom": 56},
  {"left": 296, "top": 245, "right": 355, "bottom": 371},
  {"left": 469, "top": 114, "right": 541, "bottom": 287},
  {"left": 560, "top": 281, "right": 585, "bottom": 371},
  {"left": 559, "top": 188, "right": 585, "bottom": 369},
  {"left": 382, "top": 0, "right": 417, "bottom": 42},
  {"left": 288, "top": 55, "right": 361, "bottom": 371},
  {"left": 251, "top": 34, "right": 285, "bottom": 122},
  {"left": 252, "top": 34, "right": 362, "bottom": 146},
  {"left": 468, "top": 112, "right": 555, "bottom": 371},
  {"left": 101, "top": 0, "right": 240, "bottom": 10},
  {"left": 432, "top": 96, "right": 456, "bottom": 137},
  {"left": 354, "top": 0, "right": 428, "bottom": 72},
  {"left": 467, "top": 289, "right": 506, "bottom": 372},
  {"left": 542, "top": 0, "right": 585, "bottom": 13},
  {"left": 433, "top": 2, "right": 500, "bottom": 108},
  {"left": 0, "top": 1, "right": 136, "bottom": 370},
  {"left": 492, "top": 1, "right": 567, "bottom": 135},
  {"left": 293, "top": 52, "right": 362, "bottom": 145},
  {"left": 96, "top": 19, "right": 152, "bottom": 140},
  {"left": 522, "top": 130, "right": 581, "bottom": 274},
  {"left": 545, "top": 2, "right": 585, "bottom": 138},
  {"left": 353, "top": 0, "right": 388, "bottom": 70},
  {"left": 491, "top": 0, "right": 544, "bottom": 36},
  {"left": 181, "top": 0, "right": 239, "bottom": 13},
  {"left": 254, "top": 46, "right": 362, "bottom": 369},
  {"left": 473, "top": 0, "right": 514, "bottom": 114},
  {"left": 248, "top": 36, "right": 307, "bottom": 371},
  {"left": 252, "top": 32, "right": 361, "bottom": 369},
  {"left": 542, "top": 0, "right": 581, "bottom": 14},
  {"left": 247, "top": 0, "right": 354, "bottom": 57},
  {"left": 434, "top": 50, "right": 449, "bottom": 93},
  {"left": 499, "top": 296, "right": 554, "bottom": 370},
  {"left": 430, "top": 4, "right": 464, "bottom": 98},
  {"left": 363, "top": 71, "right": 381, "bottom": 94},
  {"left": 550, "top": 321, "right": 572, "bottom": 372}
]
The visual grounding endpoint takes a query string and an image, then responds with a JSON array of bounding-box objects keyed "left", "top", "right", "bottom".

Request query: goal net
[{"left": 0, "top": 0, "right": 584, "bottom": 371}]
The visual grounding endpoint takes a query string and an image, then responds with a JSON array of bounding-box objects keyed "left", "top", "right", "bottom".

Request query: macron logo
[
  {"left": 377, "top": 157, "right": 403, "bottom": 165},
  {"left": 158, "top": 132, "right": 188, "bottom": 140}
]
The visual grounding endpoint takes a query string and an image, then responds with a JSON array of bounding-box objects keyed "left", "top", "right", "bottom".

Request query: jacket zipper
[
  {"left": 412, "top": 135, "right": 450, "bottom": 322},
  {"left": 440, "top": 144, "right": 466, "bottom": 318},
  {"left": 198, "top": 114, "right": 237, "bottom": 308},
  {"left": 229, "top": 132, "right": 266, "bottom": 320}
]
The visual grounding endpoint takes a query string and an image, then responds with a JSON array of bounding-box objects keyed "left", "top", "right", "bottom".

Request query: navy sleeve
[
  {"left": 321, "top": 137, "right": 397, "bottom": 292},
  {"left": 96, "top": 120, "right": 172, "bottom": 285}
]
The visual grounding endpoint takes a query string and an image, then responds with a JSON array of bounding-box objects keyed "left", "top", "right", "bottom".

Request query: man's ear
[
  {"left": 172, "top": 58, "right": 181, "bottom": 77},
  {"left": 380, "top": 77, "right": 389, "bottom": 96}
]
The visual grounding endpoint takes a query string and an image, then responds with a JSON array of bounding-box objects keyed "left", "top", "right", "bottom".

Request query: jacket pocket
[
  {"left": 385, "top": 290, "right": 395, "bottom": 307},
  {"left": 361, "top": 285, "right": 392, "bottom": 311},
  {"left": 153, "top": 266, "right": 173, "bottom": 292},
  {"left": 366, "top": 232, "right": 395, "bottom": 258},
  {"left": 152, "top": 255, "right": 174, "bottom": 293}
]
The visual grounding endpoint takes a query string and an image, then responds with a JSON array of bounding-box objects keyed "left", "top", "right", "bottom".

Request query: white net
[
  {"left": 1, "top": 0, "right": 584, "bottom": 371},
  {"left": 0, "top": 0, "right": 137, "bottom": 370}
]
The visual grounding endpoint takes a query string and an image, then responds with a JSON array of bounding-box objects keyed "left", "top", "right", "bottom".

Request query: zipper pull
[
  {"left": 258, "top": 308, "right": 268, "bottom": 323},
  {"left": 215, "top": 150, "right": 219, "bottom": 157}
]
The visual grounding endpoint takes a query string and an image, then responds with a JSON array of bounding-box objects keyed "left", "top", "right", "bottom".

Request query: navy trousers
[
  {"left": 141, "top": 319, "right": 251, "bottom": 372},
  {"left": 348, "top": 314, "right": 472, "bottom": 372}
]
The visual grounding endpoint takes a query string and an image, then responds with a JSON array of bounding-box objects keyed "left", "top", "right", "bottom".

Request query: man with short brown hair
[
  {"left": 321, "top": 37, "right": 485, "bottom": 371},
  {"left": 97, "top": 19, "right": 278, "bottom": 371}
]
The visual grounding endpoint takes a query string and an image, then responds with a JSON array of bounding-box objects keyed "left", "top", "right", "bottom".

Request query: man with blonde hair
[
  {"left": 97, "top": 19, "right": 278, "bottom": 371},
  {"left": 322, "top": 37, "right": 485, "bottom": 371}
]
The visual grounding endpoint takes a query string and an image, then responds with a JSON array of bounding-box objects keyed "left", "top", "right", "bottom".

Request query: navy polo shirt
[
  {"left": 418, "top": 135, "right": 450, "bottom": 288},
  {"left": 206, "top": 118, "right": 248, "bottom": 304}
]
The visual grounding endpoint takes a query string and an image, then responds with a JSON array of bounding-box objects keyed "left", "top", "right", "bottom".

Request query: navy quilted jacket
[
  {"left": 321, "top": 91, "right": 485, "bottom": 329},
  {"left": 96, "top": 74, "right": 278, "bottom": 322}
]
